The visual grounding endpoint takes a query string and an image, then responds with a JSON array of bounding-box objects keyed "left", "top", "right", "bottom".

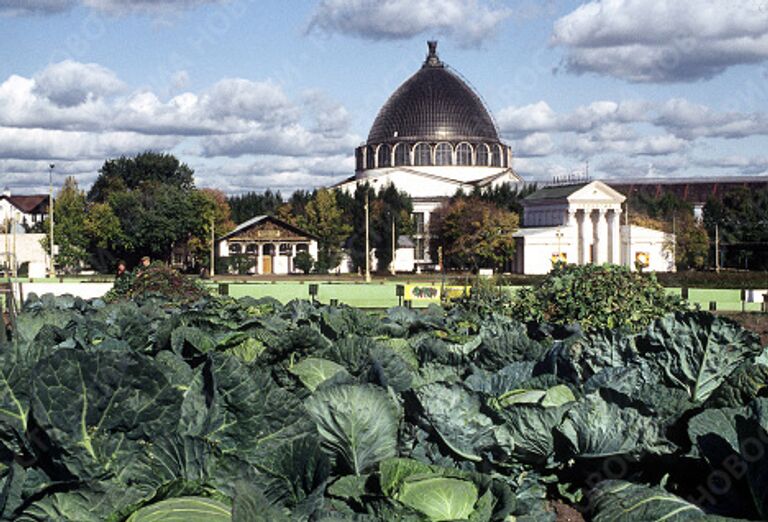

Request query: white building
[
  {"left": 513, "top": 181, "right": 675, "bottom": 274},
  {"left": 334, "top": 42, "right": 522, "bottom": 269},
  {"left": 217, "top": 215, "right": 319, "bottom": 275},
  {"left": 0, "top": 232, "right": 48, "bottom": 278},
  {"left": 1, "top": 189, "right": 48, "bottom": 229}
]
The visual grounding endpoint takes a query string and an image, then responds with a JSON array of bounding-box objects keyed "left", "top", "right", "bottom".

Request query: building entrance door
[{"left": 262, "top": 244, "right": 275, "bottom": 274}]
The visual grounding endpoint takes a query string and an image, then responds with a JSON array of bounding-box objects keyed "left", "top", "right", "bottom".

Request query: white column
[
  {"left": 257, "top": 244, "right": 263, "bottom": 275},
  {"left": 595, "top": 209, "right": 609, "bottom": 264},
  {"left": 608, "top": 209, "right": 621, "bottom": 264},
  {"left": 567, "top": 209, "right": 577, "bottom": 227},
  {"left": 577, "top": 210, "right": 585, "bottom": 265}
]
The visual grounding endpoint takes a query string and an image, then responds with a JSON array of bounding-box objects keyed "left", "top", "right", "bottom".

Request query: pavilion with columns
[
  {"left": 217, "top": 215, "right": 319, "bottom": 275},
  {"left": 513, "top": 181, "right": 675, "bottom": 274}
]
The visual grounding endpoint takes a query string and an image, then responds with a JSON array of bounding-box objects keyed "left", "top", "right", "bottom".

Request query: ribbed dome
[{"left": 367, "top": 42, "right": 499, "bottom": 144}]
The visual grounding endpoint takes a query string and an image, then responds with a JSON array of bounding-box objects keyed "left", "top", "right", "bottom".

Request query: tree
[
  {"left": 187, "top": 189, "right": 236, "bottom": 270},
  {"left": 370, "top": 184, "right": 413, "bottom": 272},
  {"left": 298, "top": 189, "right": 351, "bottom": 272},
  {"left": 88, "top": 152, "right": 194, "bottom": 202},
  {"left": 672, "top": 213, "right": 709, "bottom": 270},
  {"left": 294, "top": 251, "right": 314, "bottom": 274},
  {"left": 83, "top": 202, "right": 125, "bottom": 272},
  {"left": 431, "top": 197, "right": 519, "bottom": 271},
  {"left": 87, "top": 152, "right": 210, "bottom": 267},
  {"left": 627, "top": 191, "right": 710, "bottom": 271},
  {"left": 704, "top": 187, "right": 768, "bottom": 270},
  {"left": 333, "top": 183, "right": 414, "bottom": 273},
  {"left": 227, "top": 189, "right": 284, "bottom": 224},
  {"left": 470, "top": 182, "right": 538, "bottom": 215},
  {"left": 43, "top": 176, "right": 89, "bottom": 273}
]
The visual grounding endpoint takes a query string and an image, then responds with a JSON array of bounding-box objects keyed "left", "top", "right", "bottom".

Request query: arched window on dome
[
  {"left": 413, "top": 143, "right": 431, "bottom": 166},
  {"left": 491, "top": 145, "right": 502, "bottom": 167},
  {"left": 476, "top": 144, "right": 490, "bottom": 166},
  {"left": 366, "top": 146, "right": 376, "bottom": 170},
  {"left": 435, "top": 143, "right": 453, "bottom": 166},
  {"left": 377, "top": 144, "right": 391, "bottom": 168},
  {"left": 393, "top": 143, "right": 410, "bottom": 166},
  {"left": 355, "top": 148, "right": 364, "bottom": 171},
  {"left": 456, "top": 143, "right": 472, "bottom": 166}
]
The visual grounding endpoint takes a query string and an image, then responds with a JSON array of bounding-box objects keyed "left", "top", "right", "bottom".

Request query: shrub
[
  {"left": 509, "top": 263, "right": 686, "bottom": 332},
  {"left": 294, "top": 251, "right": 314, "bottom": 274},
  {"left": 106, "top": 263, "right": 209, "bottom": 303}
]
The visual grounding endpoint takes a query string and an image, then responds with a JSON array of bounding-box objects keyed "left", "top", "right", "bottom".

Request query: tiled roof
[
  {"left": 2, "top": 195, "right": 48, "bottom": 213},
  {"left": 523, "top": 183, "right": 589, "bottom": 201}
]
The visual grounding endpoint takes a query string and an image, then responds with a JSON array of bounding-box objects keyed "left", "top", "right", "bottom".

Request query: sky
[{"left": 1, "top": 0, "right": 768, "bottom": 196}]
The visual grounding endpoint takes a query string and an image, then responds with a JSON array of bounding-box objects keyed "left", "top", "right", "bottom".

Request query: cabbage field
[{"left": 1, "top": 276, "right": 767, "bottom": 521}]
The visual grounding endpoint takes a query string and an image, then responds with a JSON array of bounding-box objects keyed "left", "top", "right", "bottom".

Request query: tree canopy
[
  {"left": 430, "top": 197, "right": 519, "bottom": 271},
  {"left": 88, "top": 152, "right": 194, "bottom": 202},
  {"left": 704, "top": 186, "right": 768, "bottom": 270}
]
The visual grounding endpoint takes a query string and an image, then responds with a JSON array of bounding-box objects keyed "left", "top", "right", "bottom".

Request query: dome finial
[{"left": 424, "top": 40, "right": 443, "bottom": 68}]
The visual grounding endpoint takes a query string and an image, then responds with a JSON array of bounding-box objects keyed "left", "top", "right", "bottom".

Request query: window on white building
[
  {"left": 413, "top": 143, "right": 431, "bottom": 166},
  {"left": 393, "top": 143, "right": 410, "bottom": 166},
  {"left": 476, "top": 143, "right": 489, "bottom": 166},
  {"left": 377, "top": 144, "right": 391, "bottom": 168},
  {"left": 456, "top": 143, "right": 472, "bottom": 165},
  {"left": 435, "top": 143, "right": 453, "bottom": 165}
]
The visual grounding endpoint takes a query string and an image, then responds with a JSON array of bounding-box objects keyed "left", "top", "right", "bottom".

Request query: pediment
[{"left": 567, "top": 181, "right": 626, "bottom": 204}]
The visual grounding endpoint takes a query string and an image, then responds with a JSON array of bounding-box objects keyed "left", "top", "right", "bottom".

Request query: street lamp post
[
  {"left": 390, "top": 213, "right": 396, "bottom": 276},
  {"left": 48, "top": 164, "right": 55, "bottom": 278},
  {"left": 365, "top": 189, "right": 371, "bottom": 282}
]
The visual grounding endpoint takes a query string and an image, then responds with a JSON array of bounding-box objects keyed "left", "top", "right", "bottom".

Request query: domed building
[{"left": 335, "top": 41, "right": 522, "bottom": 268}]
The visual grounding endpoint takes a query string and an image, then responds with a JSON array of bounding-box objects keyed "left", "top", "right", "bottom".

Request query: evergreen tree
[
  {"left": 43, "top": 176, "right": 89, "bottom": 273},
  {"left": 298, "top": 189, "right": 351, "bottom": 272}
]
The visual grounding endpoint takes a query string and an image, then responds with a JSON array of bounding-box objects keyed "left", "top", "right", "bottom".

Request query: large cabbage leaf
[
  {"left": 289, "top": 358, "right": 349, "bottom": 391},
  {"left": 555, "top": 394, "right": 673, "bottom": 460},
  {"left": 31, "top": 349, "right": 183, "bottom": 481},
  {"left": 396, "top": 477, "right": 477, "bottom": 522},
  {"left": 737, "top": 398, "right": 768, "bottom": 519},
  {"left": 305, "top": 384, "right": 399, "bottom": 475},
  {"left": 590, "top": 480, "right": 710, "bottom": 521},
  {"left": 638, "top": 312, "right": 762, "bottom": 403},
  {"left": 126, "top": 496, "right": 231, "bottom": 522},
  {"left": 180, "top": 354, "right": 311, "bottom": 465},
  {"left": 414, "top": 383, "right": 513, "bottom": 463}
]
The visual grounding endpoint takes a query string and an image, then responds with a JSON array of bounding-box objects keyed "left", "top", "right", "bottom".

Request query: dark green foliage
[
  {"left": 105, "top": 263, "right": 209, "bottom": 304},
  {"left": 88, "top": 152, "right": 194, "bottom": 203},
  {"left": 2, "top": 290, "right": 767, "bottom": 520},
  {"left": 704, "top": 186, "right": 768, "bottom": 270},
  {"left": 227, "top": 189, "right": 284, "bottom": 224},
  {"left": 509, "top": 263, "right": 686, "bottom": 332},
  {"left": 294, "top": 250, "right": 314, "bottom": 274}
]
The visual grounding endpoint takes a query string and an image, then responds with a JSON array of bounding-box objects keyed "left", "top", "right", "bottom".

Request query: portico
[
  {"left": 217, "top": 216, "right": 319, "bottom": 275},
  {"left": 513, "top": 181, "right": 675, "bottom": 274}
]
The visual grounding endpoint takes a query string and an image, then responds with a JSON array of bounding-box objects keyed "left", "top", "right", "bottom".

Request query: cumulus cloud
[
  {"left": 194, "top": 154, "right": 356, "bottom": 194},
  {"left": 499, "top": 97, "right": 768, "bottom": 148},
  {"left": 562, "top": 132, "right": 688, "bottom": 158},
  {"left": 551, "top": 0, "right": 768, "bottom": 82},
  {"left": 33, "top": 60, "right": 125, "bottom": 107},
  {"left": 0, "top": 0, "right": 73, "bottom": 15},
  {"left": 655, "top": 98, "right": 768, "bottom": 139},
  {"left": 512, "top": 133, "right": 554, "bottom": 157},
  {"left": 0, "top": 127, "right": 180, "bottom": 161},
  {"left": 307, "top": 0, "right": 510, "bottom": 46},
  {"left": 693, "top": 154, "right": 768, "bottom": 175},
  {"left": 0, "top": 0, "right": 224, "bottom": 15},
  {"left": 498, "top": 99, "right": 651, "bottom": 137},
  {"left": 0, "top": 60, "right": 361, "bottom": 194}
]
